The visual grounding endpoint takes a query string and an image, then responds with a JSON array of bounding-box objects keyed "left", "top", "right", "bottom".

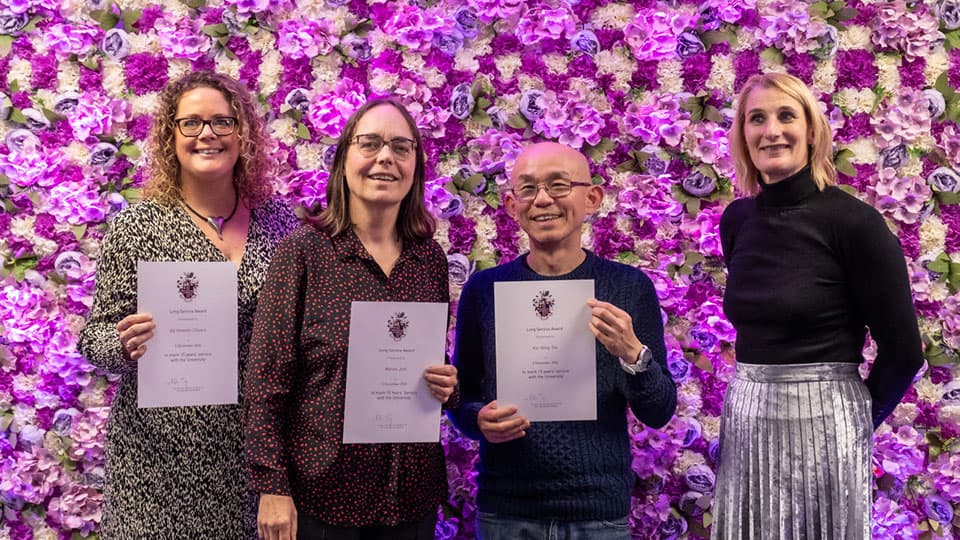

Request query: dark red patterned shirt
[{"left": 244, "top": 224, "right": 450, "bottom": 526}]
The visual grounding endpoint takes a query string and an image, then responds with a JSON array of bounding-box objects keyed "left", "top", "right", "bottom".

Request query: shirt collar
[
  {"left": 756, "top": 167, "right": 819, "bottom": 208},
  {"left": 330, "top": 226, "right": 426, "bottom": 262}
]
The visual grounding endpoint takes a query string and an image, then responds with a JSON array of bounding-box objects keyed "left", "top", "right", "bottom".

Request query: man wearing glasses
[{"left": 448, "top": 142, "right": 677, "bottom": 539}]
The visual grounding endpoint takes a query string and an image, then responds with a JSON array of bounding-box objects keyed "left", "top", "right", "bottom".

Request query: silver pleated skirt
[{"left": 711, "top": 362, "right": 872, "bottom": 540}]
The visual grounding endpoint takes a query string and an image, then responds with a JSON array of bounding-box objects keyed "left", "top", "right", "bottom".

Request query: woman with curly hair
[{"left": 78, "top": 71, "right": 298, "bottom": 539}]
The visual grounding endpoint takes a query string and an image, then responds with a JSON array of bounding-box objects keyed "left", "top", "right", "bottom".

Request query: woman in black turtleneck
[{"left": 710, "top": 72, "right": 923, "bottom": 540}]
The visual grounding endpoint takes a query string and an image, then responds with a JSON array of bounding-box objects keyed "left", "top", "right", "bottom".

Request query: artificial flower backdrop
[{"left": 1, "top": 0, "right": 960, "bottom": 537}]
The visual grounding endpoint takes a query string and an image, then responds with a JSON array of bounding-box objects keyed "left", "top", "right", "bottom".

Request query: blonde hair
[
  {"left": 729, "top": 72, "right": 836, "bottom": 196},
  {"left": 142, "top": 71, "right": 274, "bottom": 208}
]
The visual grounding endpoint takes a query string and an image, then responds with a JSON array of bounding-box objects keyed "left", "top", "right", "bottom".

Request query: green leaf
[
  {"left": 834, "top": 148, "right": 857, "bottom": 177},
  {"left": 120, "top": 187, "right": 141, "bottom": 203},
  {"left": 928, "top": 252, "right": 951, "bottom": 274},
  {"left": 0, "top": 35, "right": 13, "bottom": 56},
  {"left": 685, "top": 251, "right": 706, "bottom": 266},
  {"left": 947, "top": 29, "right": 960, "bottom": 51},
  {"left": 22, "top": 15, "right": 42, "bottom": 33},
  {"left": 182, "top": 0, "right": 206, "bottom": 9},
  {"left": 616, "top": 251, "right": 639, "bottom": 265},
  {"left": 702, "top": 30, "right": 737, "bottom": 49},
  {"left": 475, "top": 97, "right": 491, "bottom": 110},
  {"left": 90, "top": 9, "right": 120, "bottom": 31},
  {"left": 925, "top": 343, "right": 956, "bottom": 366},
  {"left": 836, "top": 7, "right": 858, "bottom": 22},
  {"left": 8, "top": 108, "right": 25, "bottom": 124},
  {"left": 202, "top": 23, "right": 229, "bottom": 37},
  {"left": 9, "top": 79, "right": 18, "bottom": 94},
  {"left": 472, "top": 109, "right": 493, "bottom": 128},
  {"left": 948, "top": 262, "right": 960, "bottom": 293},
  {"left": 81, "top": 55, "right": 100, "bottom": 71},
  {"left": 685, "top": 198, "right": 701, "bottom": 216},
  {"left": 936, "top": 190, "right": 960, "bottom": 205},
  {"left": 122, "top": 8, "right": 142, "bottom": 30},
  {"left": 583, "top": 138, "right": 615, "bottom": 162},
  {"left": 71, "top": 224, "right": 87, "bottom": 241},
  {"left": 296, "top": 123, "right": 311, "bottom": 140},
  {"left": 935, "top": 73, "right": 957, "bottom": 100},
  {"left": 482, "top": 190, "right": 501, "bottom": 209},
  {"left": 810, "top": 1, "right": 831, "bottom": 18},
  {"left": 760, "top": 47, "right": 784, "bottom": 65},
  {"left": 506, "top": 113, "right": 528, "bottom": 129},
  {"left": 119, "top": 143, "right": 141, "bottom": 159},
  {"left": 461, "top": 173, "right": 486, "bottom": 194},
  {"left": 680, "top": 96, "right": 704, "bottom": 121}
]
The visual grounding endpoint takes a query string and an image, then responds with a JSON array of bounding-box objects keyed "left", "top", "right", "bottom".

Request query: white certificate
[
  {"left": 137, "top": 261, "right": 238, "bottom": 408},
  {"left": 494, "top": 279, "right": 597, "bottom": 422},
  {"left": 342, "top": 301, "right": 448, "bottom": 443}
]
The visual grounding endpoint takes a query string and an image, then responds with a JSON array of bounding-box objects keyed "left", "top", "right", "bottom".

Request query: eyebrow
[
  {"left": 515, "top": 171, "right": 573, "bottom": 183},
  {"left": 747, "top": 106, "right": 800, "bottom": 115}
]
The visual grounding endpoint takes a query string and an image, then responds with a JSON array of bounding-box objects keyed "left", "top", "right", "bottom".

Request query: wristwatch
[{"left": 619, "top": 344, "right": 653, "bottom": 375}]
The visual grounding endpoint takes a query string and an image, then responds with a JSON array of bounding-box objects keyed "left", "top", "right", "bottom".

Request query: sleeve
[
  {"left": 623, "top": 272, "right": 677, "bottom": 429},
  {"left": 244, "top": 231, "right": 307, "bottom": 495},
  {"left": 446, "top": 273, "right": 486, "bottom": 440},
  {"left": 841, "top": 207, "right": 923, "bottom": 427},
  {"left": 77, "top": 211, "right": 142, "bottom": 375},
  {"left": 430, "top": 241, "right": 461, "bottom": 411},
  {"left": 719, "top": 198, "right": 748, "bottom": 264}
]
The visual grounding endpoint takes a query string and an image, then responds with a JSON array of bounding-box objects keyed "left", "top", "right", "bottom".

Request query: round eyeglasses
[
  {"left": 175, "top": 117, "right": 238, "bottom": 137},
  {"left": 351, "top": 133, "right": 417, "bottom": 160},
  {"left": 510, "top": 180, "right": 592, "bottom": 202}
]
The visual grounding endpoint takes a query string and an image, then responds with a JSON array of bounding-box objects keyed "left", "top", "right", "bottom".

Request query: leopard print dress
[{"left": 78, "top": 197, "right": 298, "bottom": 539}]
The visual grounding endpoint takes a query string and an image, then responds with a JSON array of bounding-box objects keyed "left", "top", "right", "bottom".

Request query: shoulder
[
  {"left": 104, "top": 199, "right": 172, "bottom": 237},
  {"left": 461, "top": 259, "right": 521, "bottom": 296},
  {"left": 255, "top": 196, "right": 300, "bottom": 235},
  {"left": 411, "top": 237, "right": 446, "bottom": 263},
  {"left": 719, "top": 197, "right": 755, "bottom": 237},
  {"left": 590, "top": 253, "right": 657, "bottom": 294},
  {"left": 277, "top": 223, "right": 331, "bottom": 255},
  {"left": 818, "top": 187, "right": 890, "bottom": 235}
]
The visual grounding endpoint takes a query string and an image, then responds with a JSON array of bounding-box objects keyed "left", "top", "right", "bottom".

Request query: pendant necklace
[{"left": 181, "top": 191, "right": 239, "bottom": 241}]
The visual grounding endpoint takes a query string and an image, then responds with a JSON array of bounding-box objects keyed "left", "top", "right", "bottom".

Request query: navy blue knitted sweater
[{"left": 448, "top": 250, "right": 677, "bottom": 520}]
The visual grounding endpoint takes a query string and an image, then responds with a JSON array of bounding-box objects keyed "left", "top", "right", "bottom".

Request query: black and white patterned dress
[{"left": 78, "top": 197, "right": 298, "bottom": 539}]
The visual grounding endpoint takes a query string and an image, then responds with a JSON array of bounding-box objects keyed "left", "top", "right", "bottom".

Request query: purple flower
[
  {"left": 101, "top": 28, "right": 131, "bottom": 60},
  {"left": 708, "top": 438, "right": 721, "bottom": 463},
  {"left": 454, "top": 8, "right": 479, "bottom": 38},
  {"left": 340, "top": 33, "right": 372, "bottom": 61},
  {"left": 923, "top": 494, "right": 954, "bottom": 523},
  {"left": 124, "top": 53, "right": 169, "bottom": 95},
  {"left": 676, "top": 31, "right": 705, "bottom": 58},
  {"left": 570, "top": 29, "right": 599, "bottom": 56},
  {"left": 22, "top": 108, "right": 50, "bottom": 131},
  {"left": 450, "top": 83, "right": 474, "bottom": 120},
  {"left": 90, "top": 142, "right": 118, "bottom": 168},
  {"left": 880, "top": 144, "right": 908, "bottom": 169},
  {"left": 667, "top": 350, "right": 690, "bottom": 382},
  {"left": 680, "top": 418, "right": 703, "bottom": 447},
  {"left": 519, "top": 89, "right": 546, "bottom": 121},
  {"left": 284, "top": 88, "right": 310, "bottom": 113},
  {"left": 835, "top": 50, "right": 877, "bottom": 89},
  {"left": 447, "top": 253, "right": 474, "bottom": 287},
  {"left": 681, "top": 171, "right": 716, "bottom": 197},
  {"left": 0, "top": 10, "right": 29, "bottom": 35},
  {"left": 679, "top": 491, "right": 707, "bottom": 517},
  {"left": 928, "top": 167, "right": 960, "bottom": 193},
  {"left": 658, "top": 513, "right": 688, "bottom": 540},
  {"left": 685, "top": 463, "right": 716, "bottom": 492},
  {"left": 942, "top": 0, "right": 960, "bottom": 30},
  {"left": 923, "top": 88, "right": 946, "bottom": 119},
  {"left": 5, "top": 128, "right": 38, "bottom": 153},
  {"left": 52, "top": 92, "right": 79, "bottom": 116},
  {"left": 433, "top": 31, "right": 464, "bottom": 57}
]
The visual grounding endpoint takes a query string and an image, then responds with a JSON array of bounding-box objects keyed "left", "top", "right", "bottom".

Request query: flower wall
[{"left": 1, "top": 0, "right": 960, "bottom": 537}]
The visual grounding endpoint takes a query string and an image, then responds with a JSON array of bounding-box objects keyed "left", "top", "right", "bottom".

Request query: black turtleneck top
[{"left": 719, "top": 168, "right": 923, "bottom": 427}]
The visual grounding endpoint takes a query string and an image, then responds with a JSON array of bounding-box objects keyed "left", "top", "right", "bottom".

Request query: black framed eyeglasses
[
  {"left": 351, "top": 133, "right": 417, "bottom": 160},
  {"left": 511, "top": 180, "right": 592, "bottom": 202},
  {"left": 174, "top": 116, "right": 238, "bottom": 137}
]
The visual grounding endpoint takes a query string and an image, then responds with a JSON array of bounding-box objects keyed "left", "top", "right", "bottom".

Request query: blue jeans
[{"left": 477, "top": 512, "right": 631, "bottom": 540}]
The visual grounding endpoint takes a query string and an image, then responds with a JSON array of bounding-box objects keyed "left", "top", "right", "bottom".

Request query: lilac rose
[
  {"left": 944, "top": 381, "right": 960, "bottom": 404},
  {"left": 681, "top": 418, "right": 703, "bottom": 447},
  {"left": 450, "top": 83, "right": 475, "bottom": 120},
  {"left": 433, "top": 32, "right": 464, "bottom": 57},
  {"left": 53, "top": 92, "right": 80, "bottom": 115},
  {"left": 929, "top": 166, "right": 960, "bottom": 193},
  {"left": 221, "top": 9, "right": 244, "bottom": 34},
  {"left": 923, "top": 494, "right": 954, "bottom": 523},
  {"left": 685, "top": 463, "right": 716, "bottom": 492},
  {"left": 340, "top": 33, "right": 372, "bottom": 61},
  {"left": 285, "top": 88, "right": 311, "bottom": 113},
  {"left": 570, "top": 29, "right": 599, "bottom": 56},
  {"left": 102, "top": 28, "right": 131, "bottom": 59},
  {"left": 5, "top": 128, "right": 40, "bottom": 153},
  {"left": 699, "top": 7, "right": 721, "bottom": 31},
  {"left": 454, "top": 8, "right": 480, "bottom": 38},
  {"left": 90, "top": 142, "right": 119, "bottom": 168},
  {"left": 813, "top": 24, "right": 839, "bottom": 59},
  {"left": 708, "top": 438, "right": 721, "bottom": 463},
  {"left": 51, "top": 409, "right": 76, "bottom": 434},
  {"left": 447, "top": 253, "right": 474, "bottom": 287},
  {"left": 923, "top": 88, "right": 946, "bottom": 119},
  {"left": 681, "top": 171, "right": 717, "bottom": 197},
  {"left": 22, "top": 108, "right": 51, "bottom": 131},
  {"left": 879, "top": 144, "right": 908, "bottom": 169},
  {"left": 322, "top": 144, "right": 337, "bottom": 171},
  {"left": 0, "top": 91, "right": 9, "bottom": 121},
  {"left": 676, "top": 31, "right": 705, "bottom": 58},
  {"left": 679, "top": 491, "right": 707, "bottom": 517},
  {"left": 0, "top": 10, "right": 28, "bottom": 35},
  {"left": 941, "top": 0, "right": 960, "bottom": 30},
  {"left": 519, "top": 89, "right": 546, "bottom": 121},
  {"left": 658, "top": 514, "right": 688, "bottom": 540}
]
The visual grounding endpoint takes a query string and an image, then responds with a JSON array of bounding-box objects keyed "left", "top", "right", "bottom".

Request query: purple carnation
[
  {"left": 281, "top": 55, "right": 312, "bottom": 89},
  {"left": 490, "top": 207, "right": 520, "bottom": 264},
  {"left": 591, "top": 215, "right": 634, "bottom": 260},
  {"left": 127, "top": 114, "right": 151, "bottom": 141},
  {"left": 941, "top": 204, "right": 960, "bottom": 253},
  {"left": 835, "top": 50, "right": 877, "bottom": 89},
  {"left": 0, "top": 55, "right": 9, "bottom": 85},
  {"left": 192, "top": 54, "right": 215, "bottom": 72},
  {"left": 784, "top": 53, "right": 815, "bottom": 85},
  {"left": 733, "top": 50, "right": 760, "bottom": 92},
  {"left": 447, "top": 215, "right": 477, "bottom": 255},
  {"left": 847, "top": 0, "right": 876, "bottom": 25},
  {"left": 898, "top": 222, "right": 920, "bottom": 258},
  {"left": 10, "top": 90, "right": 30, "bottom": 109},
  {"left": 78, "top": 64, "right": 102, "bottom": 92},
  {"left": 30, "top": 53, "right": 57, "bottom": 90},
  {"left": 136, "top": 5, "right": 164, "bottom": 32},
  {"left": 950, "top": 49, "right": 960, "bottom": 89},
  {"left": 835, "top": 112, "right": 873, "bottom": 143},
  {"left": 631, "top": 60, "right": 661, "bottom": 91},
  {"left": 899, "top": 57, "right": 926, "bottom": 89},
  {"left": 123, "top": 53, "right": 168, "bottom": 95},
  {"left": 682, "top": 53, "right": 711, "bottom": 93}
]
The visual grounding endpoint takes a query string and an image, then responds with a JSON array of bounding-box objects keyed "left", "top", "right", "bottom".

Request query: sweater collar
[{"left": 756, "top": 167, "right": 819, "bottom": 207}]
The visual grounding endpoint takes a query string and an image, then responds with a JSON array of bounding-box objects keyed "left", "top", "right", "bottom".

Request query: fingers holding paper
[
  {"left": 478, "top": 400, "right": 530, "bottom": 443},
  {"left": 587, "top": 299, "right": 641, "bottom": 361},
  {"left": 423, "top": 364, "right": 457, "bottom": 404},
  {"left": 116, "top": 313, "right": 156, "bottom": 363}
]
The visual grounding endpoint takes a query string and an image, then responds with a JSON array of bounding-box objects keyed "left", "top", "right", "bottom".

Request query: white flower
[
  {"left": 248, "top": 29, "right": 276, "bottom": 53},
  {"left": 590, "top": 3, "right": 636, "bottom": 28},
  {"left": 915, "top": 377, "right": 943, "bottom": 403},
  {"left": 215, "top": 55, "right": 242, "bottom": 81},
  {"left": 56, "top": 63, "right": 80, "bottom": 94},
  {"left": 8, "top": 60, "right": 32, "bottom": 91},
  {"left": 11, "top": 216, "right": 36, "bottom": 241},
  {"left": 422, "top": 67, "right": 446, "bottom": 89},
  {"left": 759, "top": 56, "right": 787, "bottom": 74},
  {"left": 674, "top": 449, "right": 707, "bottom": 474},
  {"left": 259, "top": 51, "right": 282, "bottom": 97},
  {"left": 101, "top": 62, "right": 126, "bottom": 99},
  {"left": 901, "top": 155, "right": 924, "bottom": 177},
  {"left": 836, "top": 88, "right": 875, "bottom": 114},
  {"left": 875, "top": 54, "right": 901, "bottom": 93},
  {"left": 494, "top": 53, "right": 522, "bottom": 81},
  {"left": 269, "top": 117, "right": 298, "bottom": 147},
  {"left": 127, "top": 32, "right": 161, "bottom": 54},
  {"left": 543, "top": 53, "right": 568, "bottom": 75},
  {"left": 733, "top": 27, "right": 758, "bottom": 52},
  {"left": 700, "top": 414, "right": 721, "bottom": 440},
  {"left": 402, "top": 52, "right": 425, "bottom": 73},
  {"left": 296, "top": 143, "right": 325, "bottom": 171},
  {"left": 368, "top": 28, "right": 393, "bottom": 57},
  {"left": 838, "top": 25, "right": 872, "bottom": 50},
  {"left": 455, "top": 49, "right": 481, "bottom": 73},
  {"left": 812, "top": 62, "right": 837, "bottom": 94},
  {"left": 167, "top": 59, "right": 192, "bottom": 83},
  {"left": 707, "top": 54, "right": 735, "bottom": 96},
  {"left": 925, "top": 50, "right": 950, "bottom": 86},
  {"left": 844, "top": 138, "right": 880, "bottom": 164},
  {"left": 129, "top": 93, "right": 159, "bottom": 116},
  {"left": 368, "top": 69, "right": 399, "bottom": 93},
  {"left": 64, "top": 141, "right": 90, "bottom": 164},
  {"left": 920, "top": 214, "right": 947, "bottom": 256},
  {"left": 311, "top": 55, "right": 341, "bottom": 86},
  {"left": 657, "top": 59, "right": 684, "bottom": 94}
]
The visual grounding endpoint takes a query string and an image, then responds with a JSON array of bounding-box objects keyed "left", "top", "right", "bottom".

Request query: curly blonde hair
[
  {"left": 142, "top": 71, "right": 274, "bottom": 208},
  {"left": 729, "top": 72, "right": 837, "bottom": 196}
]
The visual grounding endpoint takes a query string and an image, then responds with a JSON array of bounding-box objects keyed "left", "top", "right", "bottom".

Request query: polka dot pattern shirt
[{"left": 244, "top": 224, "right": 450, "bottom": 527}]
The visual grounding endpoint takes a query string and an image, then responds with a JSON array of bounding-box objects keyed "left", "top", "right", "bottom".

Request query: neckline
[{"left": 756, "top": 167, "right": 819, "bottom": 208}]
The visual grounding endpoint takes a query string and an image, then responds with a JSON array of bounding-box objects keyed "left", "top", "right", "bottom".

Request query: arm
[
  {"left": 719, "top": 198, "right": 748, "bottom": 264},
  {"left": 590, "top": 274, "right": 676, "bottom": 428},
  {"left": 446, "top": 276, "right": 485, "bottom": 439},
  {"left": 244, "top": 233, "right": 307, "bottom": 497},
  {"left": 842, "top": 210, "right": 923, "bottom": 427},
  {"left": 77, "top": 210, "right": 145, "bottom": 375}
]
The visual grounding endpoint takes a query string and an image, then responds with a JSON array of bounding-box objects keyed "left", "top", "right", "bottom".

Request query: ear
[
  {"left": 504, "top": 191, "right": 519, "bottom": 220},
  {"left": 584, "top": 184, "right": 604, "bottom": 215}
]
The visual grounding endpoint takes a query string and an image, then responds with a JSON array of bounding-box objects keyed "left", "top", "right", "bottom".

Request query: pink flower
[
  {"left": 624, "top": 9, "right": 695, "bottom": 61},
  {"left": 45, "top": 23, "right": 100, "bottom": 59},
  {"left": 516, "top": 6, "right": 576, "bottom": 46},
  {"left": 383, "top": 4, "right": 451, "bottom": 53},
  {"left": 624, "top": 94, "right": 692, "bottom": 148},
  {"left": 155, "top": 16, "right": 212, "bottom": 61},
  {"left": 307, "top": 79, "right": 367, "bottom": 138},
  {"left": 277, "top": 18, "right": 339, "bottom": 59},
  {"left": 869, "top": 167, "right": 932, "bottom": 224},
  {"left": 47, "top": 483, "right": 102, "bottom": 533}
]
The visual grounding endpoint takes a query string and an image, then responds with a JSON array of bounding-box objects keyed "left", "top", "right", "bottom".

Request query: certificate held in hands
[
  {"left": 136, "top": 261, "right": 238, "bottom": 408},
  {"left": 342, "top": 301, "right": 449, "bottom": 444},
  {"left": 494, "top": 279, "right": 596, "bottom": 422}
]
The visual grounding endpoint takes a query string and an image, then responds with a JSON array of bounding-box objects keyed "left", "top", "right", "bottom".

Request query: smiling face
[
  {"left": 743, "top": 86, "right": 812, "bottom": 185},
  {"left": 174, "top": 87, "right": 240, "bottom": 187},
  {"left": 505, "top": 142, "right": 602, "bottom": 254},
  {"left": 344, "top": 104, "right": 417, "bottom": 213}
]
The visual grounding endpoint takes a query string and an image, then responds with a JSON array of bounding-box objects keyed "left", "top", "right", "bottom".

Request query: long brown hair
[
  {"left": 729, "top": 72, "right": 836, "bottom": 196},
  {"left": 142, "top": 71, "right": 274, "bottom": 207},
  {"left": 314, "top": 98, "right": 435, "bottom": 241}
]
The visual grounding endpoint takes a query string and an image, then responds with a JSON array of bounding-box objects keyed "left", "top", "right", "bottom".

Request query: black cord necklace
[{"left": 181, "top": 191, "right": 239, "bottom": 241}]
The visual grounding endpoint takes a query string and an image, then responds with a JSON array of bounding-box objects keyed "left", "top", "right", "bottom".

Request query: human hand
[
  {"left": 423, "top": 364, "right": 457, "bottom": 404},
  {"left": 116, "top": 313, "right": 156, "bottom": 363},
  {"left": 587, "top": 299, "right": 642, "bottom": 362},
  {"left": 478, "top": 400, "right": 530, "bottom": 443},
  {"left": 257, "top": 494, "right": 297, "bottom": 540}
]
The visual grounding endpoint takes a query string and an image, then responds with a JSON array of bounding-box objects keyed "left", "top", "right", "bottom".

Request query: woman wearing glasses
[
  {"left": 244, "top": 98, "right": 458, "bottom": 540},
  {"left": 78, "top": 71, "right": 298, "bottom": 538}
]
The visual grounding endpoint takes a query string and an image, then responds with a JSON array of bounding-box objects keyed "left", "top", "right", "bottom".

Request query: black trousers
[{"left": 297, "top": 512, "right": 437, "bottom": 540}]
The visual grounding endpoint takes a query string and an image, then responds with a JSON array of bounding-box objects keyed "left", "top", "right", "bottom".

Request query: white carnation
[
  {"left": 838, "top": 25, "right": 871, "bottom": 50},
  {"left": 8, "top": 60, "right": 32, "bottom": 91},
  {"left": 543, "top": 53, "right": 568, "bottom": 75},
  {"left": 127, "top": 32, "right": 160, "bottom": 55},
  {"left": 812, "top": 62, "right": 837, "bottom": 94},
  {"left": 269, "top": 117, "right": 298, "bottom": 147},
  {"left": 56, "top": 63, "right": 80, "bottom": 94},
  {"left": 454, "top": 49, "right": 480, "bottom": 73},
  {"left": 10, "top": 216, "right": 36, "bottom": 241},
  {"left": 100, "top": 62, "right": 126, "bottom": 99},
  {"left": 926, "top": 50, "right": 950, "bottom": 87},
  {"left": 64, "top": 141, "right": 91, "bottom": 164},
  {"left": 590, "top": 3, "right": 636, "bottom": 28},
  {"left": 259, "top": 51, "right": 282, "bottom": 97},
  {"left": 674, "top": 449, "right": 707, "bottom": 474},
  {"left": 296, "top": 143, "right": 325, "bottom": 171},
  {"left": 901, "top": 156, "right": 923, "bottom": 177},
  {"left": 875, "top": 54, "right": 900, "bottom": 93},
  {"left": 368, "top": 69, "right": 399, "bottom": 93},
  {"left": 657, "top": 59, "right": 684, "bottom": 94},
  {"left": 402, "top": 52, "right": 425, "bottom": 73},
  {"left": 707, "top": 55, "right": 735, "bottom": 96},
  {"left": 167, "top": 59, "right": 192, "bottom": 83},
  {"left": 129, "top": 93, "right": 159, "bottom": 116},
  {"left": 915, "top": 377, "right": 942, "bottom": 403},
  {"left": 312, "top": 55, "right": 341, "bottom": 87},
  {"left": 368, "top": 28, "right": 394, "bottom": 56},
  {"left": 248, "top": 29, "right": 276, "bottom": 54},
  {"left": 733, "top": 28, "right": 757, "bottom": 52},
  {"left": 920, "top": 214, "right": 947, "bottom": 256},
  {"left": 422, "top": 67, "right": 446, "bottom": 89},
  {"left": 494, "top": 53, "right": 522, "bottom": 81},
  {"left": 215, "top": 55, "right": 242, "bottom": 81}
]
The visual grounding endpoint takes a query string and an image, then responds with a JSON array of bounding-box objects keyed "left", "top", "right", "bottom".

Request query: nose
[
  {"left": 375, "top": 142, "right": 396, "bottom": 163},
  {"left": 197, "top": 122, "right": 217, "bottom": 139},
  {"left": 762, "top": 119, "right": 782, "bottom": 139},
  {"left": 531, "top": 185, "right": 555, "bottom": 205}
]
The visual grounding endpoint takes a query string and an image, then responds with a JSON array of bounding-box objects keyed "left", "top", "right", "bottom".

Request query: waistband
[{"left": 734, "top": 362, "right": 861, "bottom": 383}]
